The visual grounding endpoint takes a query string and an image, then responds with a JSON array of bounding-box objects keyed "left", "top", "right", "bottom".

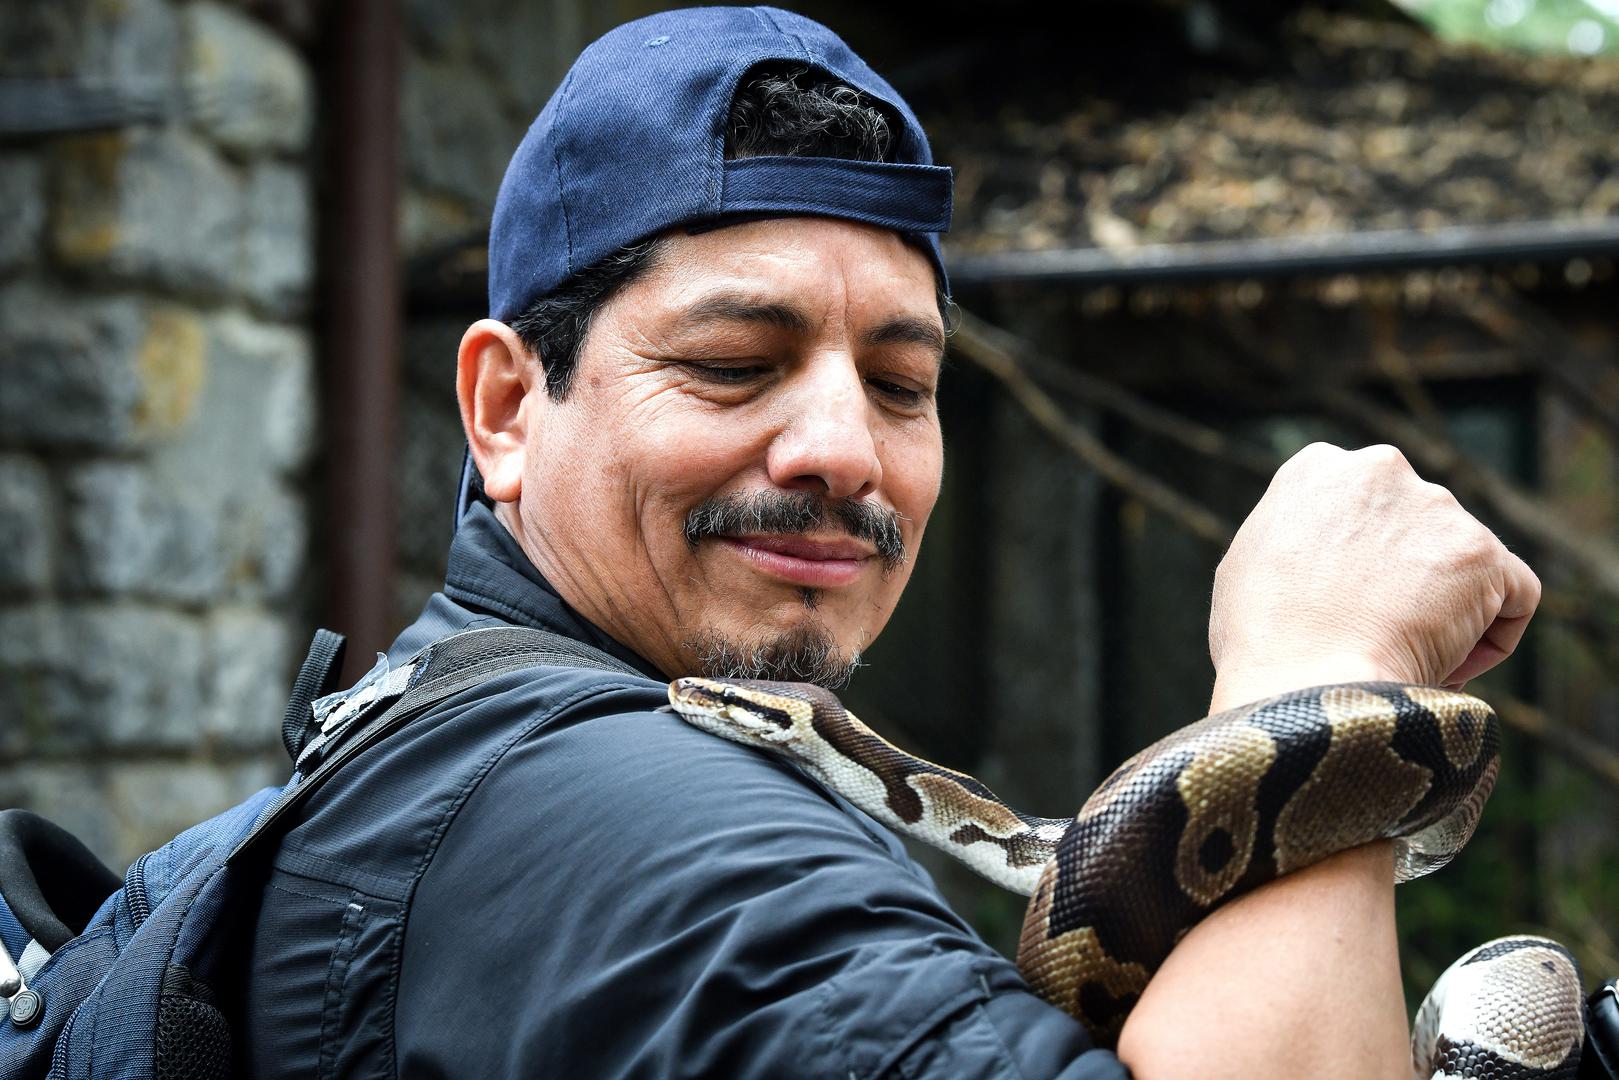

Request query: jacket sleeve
[{"left": 395, "top": 683, "right": 1132, "bottom": 1080}]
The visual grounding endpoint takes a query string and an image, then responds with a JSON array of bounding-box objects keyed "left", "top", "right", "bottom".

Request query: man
[{"left": 244, "top": 8, "right": 1539, "bottom": 1077}]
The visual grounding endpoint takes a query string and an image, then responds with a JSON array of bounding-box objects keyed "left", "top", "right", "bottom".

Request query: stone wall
[{"left": 0, "top": 1, "right": 316, "bottom": 869}]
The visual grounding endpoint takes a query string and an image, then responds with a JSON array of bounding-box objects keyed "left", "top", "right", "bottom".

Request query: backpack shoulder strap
[
  {"left": 282, "top": 629, "right": 348, "bottom": 762},
  {"left": 230, "top": 625, "right": 651, "bottom": 864}
]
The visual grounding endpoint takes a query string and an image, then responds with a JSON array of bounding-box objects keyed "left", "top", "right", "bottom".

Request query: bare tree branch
[
  {"left": 1490, "top": 690, "right": 1619, "bottom": 796},
  {"left": 954, "top": 311, "right": 1280, "bottom": 478},
  {"left": 1452, "top": 291, "right": 1619, "bottom": 443},
  {"left": 954, "top": 307, "right": 1618, "bottom": 793},
  {"left": 1220, "top": 312, "right": 1619, "bottom": 605},
  {"left": 1368, "top": 305, "right": 1449, "bottom": 433},
  {"left": 1323, "top": 389, "right": 1619, "bottom": 602},
  {"left": 950, "top": 313, "right": 1237, "bottom": 547}
]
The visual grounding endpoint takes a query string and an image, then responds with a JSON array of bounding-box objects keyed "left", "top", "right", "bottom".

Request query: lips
[{"left": 716, "top": 534, "right": 874, "bottom": 588}]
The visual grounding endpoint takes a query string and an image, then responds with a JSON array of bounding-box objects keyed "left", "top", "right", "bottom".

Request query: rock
[
  {"left": 0, "top": 290, "right": 225, "bottom": 452},
  {"left": 237, "top": 482, "right": 308, "bottom": 603},
  {"left": 49, "top": 128, "right": 242, "bottom": 295},
  {"left": 158, "top": 311, "right": 313, "bottom": 484},
  {"left": 395, "top": 569, "right": 442, "bottom": 631},
  {"left": 400, "top": 316, "right": 463, "bottom": 390},
  {"left": 142, "top": 311, "right": 314, "bottom": 600},
  {"left": 0, "top": 154, "right": 45, "bottom": 273},
  {"left": 261, "top": 339, "right": 317, "bottom": 474},
  {"left": 102, "top": 757, "right": 285, "bottom": 866},
  {"left": 401, "top": 56, "right": 518, "bottom": 208},
  {"left": 0, "top": 0, "right": 90, "bottom": 79},
  {"left": 203, "top": 607, "right": 295, "bottom": 747},
  {"left": 0, "top": 603, "right": 206, "bottom": 756},
  {"left": 61, "top": 462, "right": 228, "bottom": 603},
  {"left": 0, "top": 284, "right": 147, "bottom": 451},
  {"left": 396, "top": 384, "right": 464, "bottom": 576},
  {"left": 0, "top": 762, "right": 122, "bottom": 870},
  {"left": 184, "top": 1, "right": 313, "bottom": 155},
  {"left": 401, "top": 0, "right": 578, "bottom": 112},
  {"left": 399, "top": 187, "right": 482, "bottom": 261},
  {"left": 79, "top": 0, "right": 182, "bottom": 89},
  {"left": 134, "top": 304, "right": 209, "bottom": 437},
  {"left": 239, "top": 161, "right": 313, "bottom": 316},
  {"left": 0, "top": 455, "right": 52, "bottom": 595},
  {"left": 19, "top": 309, "right": 317, "bottom": 604}
]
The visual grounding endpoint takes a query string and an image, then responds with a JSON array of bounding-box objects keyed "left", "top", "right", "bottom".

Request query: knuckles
[{"left": 1217, "top": 440, "right": 1538, "bottom": 686}]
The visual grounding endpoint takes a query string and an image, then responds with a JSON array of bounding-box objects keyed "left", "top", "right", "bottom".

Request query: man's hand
[{"left": 1209, "top": 442, "right": 1540, "bottom": 712}]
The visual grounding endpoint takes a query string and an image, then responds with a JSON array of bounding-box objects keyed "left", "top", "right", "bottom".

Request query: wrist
[{"left": 1209, "top": 655, "right": 1402, "bottom": 714}]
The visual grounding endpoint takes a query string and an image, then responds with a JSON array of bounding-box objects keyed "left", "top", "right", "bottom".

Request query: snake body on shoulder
[{"left": 668, "top": 677, "right": 1589, "bottom": 1077}]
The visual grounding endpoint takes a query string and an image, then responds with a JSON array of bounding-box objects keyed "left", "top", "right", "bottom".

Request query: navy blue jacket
[{"left": 243, "top": 503, "right": 1130, "bottom": 1078}]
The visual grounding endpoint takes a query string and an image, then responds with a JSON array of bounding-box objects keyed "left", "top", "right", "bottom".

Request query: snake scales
[{"left": 668, "top": 678, "right": 1589, "bottom": 1077}]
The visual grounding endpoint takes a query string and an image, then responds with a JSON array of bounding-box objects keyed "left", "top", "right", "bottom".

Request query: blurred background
[{"left": 1, "top": 0, "right": 1614, "bottom": 1010}]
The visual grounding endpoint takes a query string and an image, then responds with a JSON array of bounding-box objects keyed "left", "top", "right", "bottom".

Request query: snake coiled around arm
[{"left": 668, "top": 677, "right": 1589, "bottom": 1076}]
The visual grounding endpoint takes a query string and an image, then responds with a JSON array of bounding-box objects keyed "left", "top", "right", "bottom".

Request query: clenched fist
[{"left": 1208, "top": 442, "right": 1540, "bottom": 712}]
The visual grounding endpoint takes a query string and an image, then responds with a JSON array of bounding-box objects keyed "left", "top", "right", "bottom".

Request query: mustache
[{"left": 683, "top": 491, "right": 908, "bottom": 574}]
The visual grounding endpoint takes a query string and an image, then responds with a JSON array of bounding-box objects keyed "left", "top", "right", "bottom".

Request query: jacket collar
[{"left": 442, "top": 502, "right": 666, "bottom": 680}]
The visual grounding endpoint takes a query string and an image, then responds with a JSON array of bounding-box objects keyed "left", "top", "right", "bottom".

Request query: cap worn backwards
[{"left": 486, "top": 5, "right": 954, "bottom": 323}]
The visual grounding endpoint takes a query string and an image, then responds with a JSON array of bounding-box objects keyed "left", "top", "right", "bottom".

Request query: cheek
[
  {"left": 608, "top": 396, "right": 774, "bottom": 536},
  {"left": 884, "top": 421, "right": 944, "bottom": 528}
]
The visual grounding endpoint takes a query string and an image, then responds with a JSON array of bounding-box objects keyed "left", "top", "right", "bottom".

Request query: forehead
[{"left": 624, "top": 216, "right": 943, "bottom": 328}]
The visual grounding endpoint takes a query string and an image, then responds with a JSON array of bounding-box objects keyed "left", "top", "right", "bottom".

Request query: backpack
[{"left": 0, "top": 625, "right": 640, "bottom": 1079}]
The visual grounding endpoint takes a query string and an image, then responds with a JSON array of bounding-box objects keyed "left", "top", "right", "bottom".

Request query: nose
[{"left": 764, "top": 358, "right": 882, "bottom": 501}]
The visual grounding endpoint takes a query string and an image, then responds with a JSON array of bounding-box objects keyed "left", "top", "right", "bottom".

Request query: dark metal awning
[{"left": 947, "top": 217, "right": 1619, "bottom": 288}]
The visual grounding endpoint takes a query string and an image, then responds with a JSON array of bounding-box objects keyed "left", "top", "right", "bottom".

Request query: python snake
[{"left": 668, "top": 678, "right": 1589, "bottom": 1076}]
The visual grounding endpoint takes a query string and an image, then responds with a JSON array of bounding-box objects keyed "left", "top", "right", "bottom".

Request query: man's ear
[{"left": 456, "top": 319, "right": 541, "bottom": 503}]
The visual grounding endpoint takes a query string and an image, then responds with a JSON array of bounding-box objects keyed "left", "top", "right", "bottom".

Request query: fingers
[
  {"left": 1443, "top": 549, "right": 1540, "bottom": 689},
  {"left": 1497, "top": 549, "right": 1542, "bottom": 621},
  {"left": 1443, "top": 615, "right": 1524, "bottom": 689}
]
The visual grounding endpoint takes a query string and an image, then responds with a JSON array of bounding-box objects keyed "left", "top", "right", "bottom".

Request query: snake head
[{"left": 667, "top": 677, "right": 810, "bottom": 748}]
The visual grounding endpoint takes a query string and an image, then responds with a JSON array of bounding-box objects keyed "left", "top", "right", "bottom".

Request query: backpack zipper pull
[{"left": 0, "top": 938, "right": 43, "bottom": 1028}]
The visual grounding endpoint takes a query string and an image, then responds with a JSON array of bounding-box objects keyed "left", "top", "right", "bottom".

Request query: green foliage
[{"left": 1395, "top": 0, "right": 1619, "bottom": 55}]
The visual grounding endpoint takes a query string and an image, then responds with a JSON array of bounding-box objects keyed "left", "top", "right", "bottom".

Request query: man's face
[{"left": 506, "top": 217, "right": 945, "bottom": 683}]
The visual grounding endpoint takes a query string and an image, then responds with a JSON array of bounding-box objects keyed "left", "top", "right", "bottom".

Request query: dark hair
[{"left": 508, "top": 65, "right": 950, "bottom": 400}]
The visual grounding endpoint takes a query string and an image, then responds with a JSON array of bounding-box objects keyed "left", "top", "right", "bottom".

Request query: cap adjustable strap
[{"left": 719, "top": 156, "right": 953, "bottom": 234}]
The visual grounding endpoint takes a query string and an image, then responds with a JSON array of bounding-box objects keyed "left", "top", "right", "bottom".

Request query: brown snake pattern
[{"left": 668, "top": 679, "right": 1501, "bottom": 1047}]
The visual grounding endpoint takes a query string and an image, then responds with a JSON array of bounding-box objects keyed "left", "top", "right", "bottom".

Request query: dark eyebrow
[
  {"left": 672, "top": 290, "right": 945, "bottom": 361},
  {"left": 675, "top": 292, "right": 813, "bottom": 335},
  {"left": 858, "top": 315, "right": 946, "bottom": 361}
]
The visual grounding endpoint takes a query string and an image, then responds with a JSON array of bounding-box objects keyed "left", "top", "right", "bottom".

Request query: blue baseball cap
[
  {"left": 486, "top": 5, "right": 953, "bottom": 322},
  {"left": 460, "top": 6, "right": 953, "bottom": 531}
]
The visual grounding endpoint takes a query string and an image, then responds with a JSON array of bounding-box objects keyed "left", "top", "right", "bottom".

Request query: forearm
[
  {"left": 1115, "top": 840, "right": 1408, "bottom": 1080},
  {"left": 1114, "top": 661, "right": 1415, "bottom": 1079}
]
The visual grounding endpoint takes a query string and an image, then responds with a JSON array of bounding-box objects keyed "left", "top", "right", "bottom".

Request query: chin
[{"left": 681, "top": 620, "right": 865, "bottom": 689}]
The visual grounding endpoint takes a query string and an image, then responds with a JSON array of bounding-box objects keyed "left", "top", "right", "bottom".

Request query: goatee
[{"left": 682, "top": 624, "right": 862, "bottom": 689}]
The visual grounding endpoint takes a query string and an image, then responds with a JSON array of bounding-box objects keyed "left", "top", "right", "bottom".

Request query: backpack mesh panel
[{"left": 153, "top": 966, "right": 231, "bottom": 1080}]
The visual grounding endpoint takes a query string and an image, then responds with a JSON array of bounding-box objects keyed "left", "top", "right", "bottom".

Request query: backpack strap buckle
[{"left": 293, "top": 656, "right": 417, "bottom": 776}]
